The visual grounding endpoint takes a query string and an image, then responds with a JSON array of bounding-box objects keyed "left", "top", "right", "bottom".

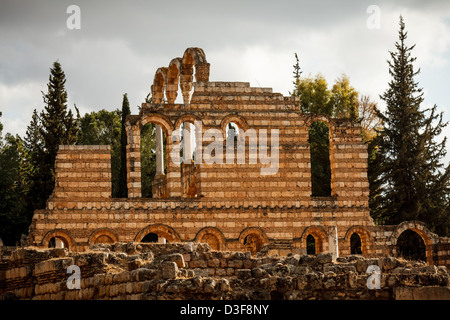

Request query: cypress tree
[
  {"left": 376, "top": 16, "right": 450, "bottom": 234},
  {"left": 40, "top": 61, "right": 78, "bottom": 156},
  {"left": 30, "top": 61, "right": 78, "bottom": 209},
  {"left": 118, "top": 93, "right": 131, "bottom": 198}
]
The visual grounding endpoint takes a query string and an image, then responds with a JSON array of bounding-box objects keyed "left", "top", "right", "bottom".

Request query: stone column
[
  {"left": 155, "top": 125, "right": 164, "bottom": 175},
  {"left": 183, "top": 122, "right": 192, "bottom": 163},
  {"left": 126, "top": 123, "right": 141, "bottom": 198},
  {"left": 328, "top": 226, "right": 339, "bottom": 261}
]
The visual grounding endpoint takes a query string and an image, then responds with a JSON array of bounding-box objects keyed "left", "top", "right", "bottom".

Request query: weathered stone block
[{"left": 161, "top": 261, "right": 178, "bottom": 279}]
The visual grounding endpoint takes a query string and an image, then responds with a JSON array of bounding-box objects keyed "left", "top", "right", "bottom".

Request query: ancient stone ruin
[
  {"left": 22, "top": 47, "right": 449, "bottom": 268},
  {"left": 0, "top": 48, "right": 450, "bottom": 298},
  {"left": 1, "top": 243, "right": 449, "bottom": 300}
]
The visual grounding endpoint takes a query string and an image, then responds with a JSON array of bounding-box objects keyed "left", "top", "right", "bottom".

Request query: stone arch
[
  {"left": 180, "top": 47, "right": 210, "bottom": 104},
  {"left": 174, "top": 114, "right": 203, "bottom": 130},
  {"left": 300, "top": 226, "right": 327, "bottom": 254},
  {"left": 344, "top": 226, "right": 372, "bottom": 255},
  {"left": 166, "top": 57, "right": 182, "bottom": 104},
  {"left": 390, "top": 221, "right": 438, "bottom": 264},
  {"left": 238, "top": 227, "right": 269, "bottom": 255},
  {"left": 89, "top": 228, "right": 119, "bottom": 245},
  {"left": 139, "top": 114, "right": 174, "bottom": 198},
  {"left": 140, "top": 114, "right": 174, "bottom": 137},
  {"left": 151, "top": 67, "right": 168, "bottom": 104},
  {"left": 221, "top": 114, "right": 252, "bottom": 164},
  {"left": 135, "top": 224, "right": 181, "bottom": 243},
  {"left": 220, "top": 114, "right": 250, "bottom": 134},
  {"left": 195, "top": 227, "right": 226, "bottom": 251},
  {"left": 304, "top": 114, "right": 335, "bottom": 135},
  {"left": 41, "top": 229, "right": 75, "bottom": 250}
]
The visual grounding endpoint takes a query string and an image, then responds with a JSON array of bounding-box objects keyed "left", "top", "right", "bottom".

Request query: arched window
[
  {"left": 226, "top": 122, "right": 239, "bottom": 147},
  {"left": 141, "top": 232, "right": 166, "bottom": 243},
  {"left": 225, "top": 122, "right": 240, "bottom": 164},
  {"left": 350, "top": 233, "right": 362, "bottom": 254},
  {"left": 306, "top": 234, "right": 316, "bottom": 255},
  {"left": 309, "top": 121, "right": 331, "bottom": 196},
  {"left": 94, "top": 235, "right": 114, "bottom": 244},
  {"left": 141, "top": 123, "right": 167, "bottom": 198},
  {"left": 48, "top": 237, "right": 67, "bottom": 249},
  {"left": 200, "top": 233, "right": 220, "bottom": 251},
  {"left": 243, "top": 234, "right": 263, "bottom": 256},
  {"left": 397, "top": 230, "right": 426, "bottom": 261}
]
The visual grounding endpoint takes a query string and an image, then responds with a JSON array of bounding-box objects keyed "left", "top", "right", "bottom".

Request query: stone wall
[
  {"left": 1, "top": 243, "right": 449, "bottom": 300},
  {"left": 51, "top": 145, "right": 112, "bottom": 200}
]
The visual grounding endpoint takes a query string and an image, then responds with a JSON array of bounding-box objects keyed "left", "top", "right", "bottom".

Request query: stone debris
[{"left": 1, "top": 242, "right": 449, "bottom": 300}]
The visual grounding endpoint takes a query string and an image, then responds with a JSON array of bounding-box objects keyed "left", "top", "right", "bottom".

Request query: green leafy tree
[
  {"left": 358, "top": 95, "right": 382, "bottom": 142},
  {"left": 296, "top": 74, "right": 332, "bottom": 115},
  {"left": 0, "top": 113, "right": 29, "bottom": 245},
  {"left": 118, "top": 93, "right": 131, "bottom": 198},
  {"left": 141, "top": 123, "right": 157, "bottom": 198},
  {"left": 329, "top": 74, "right": 359, "bottom": 121},
  {"left": 375, "top": 17, "right": 450, "bottom": 235}
]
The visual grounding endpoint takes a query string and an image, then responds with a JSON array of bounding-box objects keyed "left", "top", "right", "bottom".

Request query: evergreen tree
[
  {"left": 0, "top": 114, "right": 29, "bottom": 245},
  {"left": 22, "top": 109, "right": 46, "bottom": 210},
  {"left": 376, "top": 16, "right": 450, "bottom": 235},
  {"left": 40, "top": 61, "right": 78, "bottom": 165},
  {"left": 118, "top": 93, "right": 131, "bottom": 198},
  {"left": 25, "top": 61, "right": 78, "bottom": 209}
]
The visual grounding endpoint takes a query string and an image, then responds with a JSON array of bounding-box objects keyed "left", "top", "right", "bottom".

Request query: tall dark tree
[
  {"left": 0, "top": 114, "right": 25, "bottom": 244},
  {"left": 25, "top": 61, "right": 79, "bottom": 210},
  {"left": 40, "top": 61, "right": 78, "bottom": 163},
  {"left": 375, "top": 17, "right": 450, "bottom": 235},
  {"left": 118, "top": 93, "right": 131, "bottom": 198},
  {"left": 22, "top": 109, "right": 46, "bottom": 210}
]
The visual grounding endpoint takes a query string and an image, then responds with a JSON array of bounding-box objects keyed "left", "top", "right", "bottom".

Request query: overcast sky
[{"left": 2, "top": 0, "right": 450, "bottom": 163}]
